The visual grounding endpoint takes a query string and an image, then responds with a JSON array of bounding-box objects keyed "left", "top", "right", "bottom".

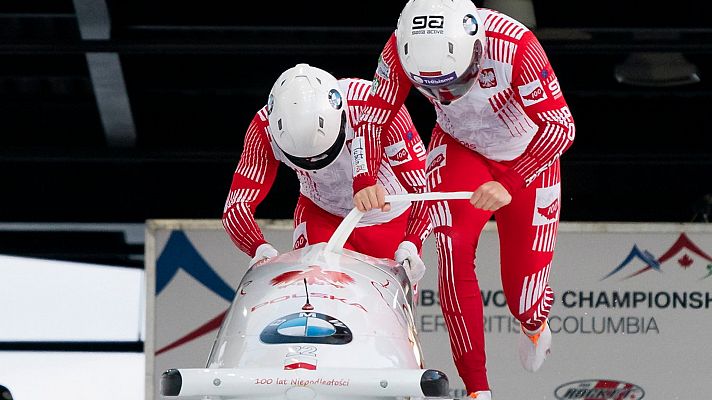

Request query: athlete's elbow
[
  {"left": 567, "top": 124, "right": 576, "bottom": 144},
  {"left": 562, "top": 128, "right": 576, "bottom": 154}
]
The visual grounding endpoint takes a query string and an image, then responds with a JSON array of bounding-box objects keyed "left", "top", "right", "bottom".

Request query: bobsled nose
[{"left": 161, "top": 369, "right": 182, "bottom": 396}]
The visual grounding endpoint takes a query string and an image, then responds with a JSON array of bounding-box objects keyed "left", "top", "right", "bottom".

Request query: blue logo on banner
[
  {"left": 156, "top": 230, "right": 235, "bottom": 301},
  {"left": 154, "top": 230, "right": 239, "bottom": 355}
]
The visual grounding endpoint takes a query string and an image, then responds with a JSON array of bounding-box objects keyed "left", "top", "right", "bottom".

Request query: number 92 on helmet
[{"left": 396, "top": 0, "right": 487, "bottom": 104}]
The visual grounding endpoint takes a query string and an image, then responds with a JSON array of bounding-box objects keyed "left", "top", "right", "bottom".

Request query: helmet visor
[
  {"left": 410, "top": 39, "right": 484, "bottom": 103},
  {"left": 282, "top": 111, "right": 347, "bottom": 171}
]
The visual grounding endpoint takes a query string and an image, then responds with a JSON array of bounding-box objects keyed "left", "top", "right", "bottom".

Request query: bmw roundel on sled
[{"left": 160, "top": 193, "right": 472, "bottom": 400}]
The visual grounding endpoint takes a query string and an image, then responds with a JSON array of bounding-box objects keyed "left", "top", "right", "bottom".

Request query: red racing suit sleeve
[
  {"left": 381, "top": 106, "right": 432, "bottom": 250},
  {"left": 221, "top": 112, "right": 280, "bottom": 257},
  {"left": 494, "top": 31, "right": 576, "bottom": 193},
  {"left": 352, "top": 32, "right": 414, "bottom": 194}
]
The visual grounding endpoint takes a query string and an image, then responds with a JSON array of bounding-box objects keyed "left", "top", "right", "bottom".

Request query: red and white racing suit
[
  {"left": 222, "top": 78, "right": 431, "bottom": 260},
  {"left": 352, "top": 10, "right": 575, "bottom": 392}
]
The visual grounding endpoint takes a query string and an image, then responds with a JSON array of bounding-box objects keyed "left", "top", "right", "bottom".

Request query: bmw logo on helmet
[
  {"left": 328, "top": 89, "right": 343, "bottom": 110},
  {"left": 463, "top": 14, "right": 479, "bottom": 35}
]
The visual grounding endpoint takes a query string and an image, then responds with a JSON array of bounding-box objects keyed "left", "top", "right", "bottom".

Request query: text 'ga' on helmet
[
  {"left": 267, "top": 63, "right": 347, "bottom": 171},
  {"left": 396, "top": 0, "right": 486, "bottom": 104}
]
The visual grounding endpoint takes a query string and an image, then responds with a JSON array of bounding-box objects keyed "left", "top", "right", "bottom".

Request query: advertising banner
[{"left": 146, "top": 221, "right": 711, "bottom": 399}]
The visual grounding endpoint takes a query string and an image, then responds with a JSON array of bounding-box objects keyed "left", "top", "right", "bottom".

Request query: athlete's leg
[
  {"left": 349, "top": 210, "right": 409, "bottom": 259},
  {"left": 493, "top": 160, "right": 560, "bottom": 371},
  {"left": 427, "top": 128, "right": 494, "bottom": 393},
  {"left": 293, "top": 195, "right": 354, "bottom": 250},
  {"left": 493, "top": 160, "right": 560, "bottom": 331}
]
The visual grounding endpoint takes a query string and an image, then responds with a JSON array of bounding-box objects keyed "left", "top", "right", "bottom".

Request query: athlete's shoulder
[
  {"left": 254, "top": 105, "right": 270, "bottom": 125},
  {"left": 480, "top": 7, "right": 530, "bottom": 41},
  {"left": 383, "top": 31, "right": 400, "bottom": 61},
  {"left": 246, "top": 105, "right": 271, "bottom": 139},
  {"left": 339, "top": 78, "right": 373, "bottom": 102}
]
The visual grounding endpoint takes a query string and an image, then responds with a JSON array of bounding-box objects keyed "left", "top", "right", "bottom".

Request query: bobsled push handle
[{"left": 325, "top": 191, "right": 473, "bottom": 253}]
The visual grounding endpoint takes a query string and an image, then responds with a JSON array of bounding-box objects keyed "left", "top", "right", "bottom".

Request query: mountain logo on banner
[
  {"left": 602, "top": 233, "right": 712, "bottom": 281},
  {"left": 155, "top": 230, "right": 236, "bottom": 355}
]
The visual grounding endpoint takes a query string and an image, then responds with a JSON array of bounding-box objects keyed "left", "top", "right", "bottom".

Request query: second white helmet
[
  {"left": 396, "top": 0, "right": 486, "bottom": 103},
  {"left": 267, "top": 63, "right": 347, "bottom": 170}
]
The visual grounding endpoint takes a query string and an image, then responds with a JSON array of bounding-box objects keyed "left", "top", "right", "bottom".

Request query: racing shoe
[
  {"left": 518, "top": 319, "right": 551, "bottom": 372},
  {"left": 468, "top": 390, "right": 492, "bottom": 399}
]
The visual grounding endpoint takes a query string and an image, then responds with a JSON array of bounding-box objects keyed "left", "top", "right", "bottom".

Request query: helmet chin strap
[{"left": 324, "top": 191, "right": 474, "bottom": 253}]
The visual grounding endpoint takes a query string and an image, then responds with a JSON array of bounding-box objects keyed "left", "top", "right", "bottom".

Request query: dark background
[{"left": 0, "top": 0, "right": 710, "bottom": 228}]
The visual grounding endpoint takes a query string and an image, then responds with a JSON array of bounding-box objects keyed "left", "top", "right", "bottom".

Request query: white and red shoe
[
  {"left": 468, "top": 390, "right": 492, "bottom": 399},
  {"left": 518, "top": 319, "right": 552, "bottom": 372}
]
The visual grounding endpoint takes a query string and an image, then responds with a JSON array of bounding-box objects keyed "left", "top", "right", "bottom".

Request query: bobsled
[{"left": 160, "top": 192, "right": 473, "bottom": 400}]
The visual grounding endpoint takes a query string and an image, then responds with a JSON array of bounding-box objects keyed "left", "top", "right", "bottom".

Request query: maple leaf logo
[
  {"left": 270, "top": 266, "right": 354, "bottom": 288},
  {"left": 604, "top": 233, "right": 712, "bottom": 280},
  {"left": 678, "top": 254, "right": 694, "bottom": 269}
]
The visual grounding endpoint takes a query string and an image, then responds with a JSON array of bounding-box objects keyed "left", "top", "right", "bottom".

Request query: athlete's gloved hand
[
  {"left": 249, "top": 243, "right": 279, "bottom": 267},
  {"left": 394, "top": 240, "right": 426, "bottom": 285}
]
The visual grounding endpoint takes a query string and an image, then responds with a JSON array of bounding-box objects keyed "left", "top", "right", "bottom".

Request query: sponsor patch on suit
[{"left": 518, "top": 79, "right": 548, "bottom": 107}]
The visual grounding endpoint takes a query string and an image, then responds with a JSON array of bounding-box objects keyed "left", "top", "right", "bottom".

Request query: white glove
[
  {"left": 394, "top": 240, "right": 426, "bottom": 285},
  {"left": 249, "top": 243, "right": 279, "bottom": 267}
]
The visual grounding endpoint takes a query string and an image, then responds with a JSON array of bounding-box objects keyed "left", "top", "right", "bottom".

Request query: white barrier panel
[{"left": 146, "top": 221, "right": 712, "bottom": 400}]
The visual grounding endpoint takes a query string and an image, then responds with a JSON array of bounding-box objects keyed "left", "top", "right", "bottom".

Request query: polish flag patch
[
  {"left": 425, "top": 145, "right": 447, "bottom": 176},
  {"left": 284, "top": 355, "right": 317, "bottom": 370},
  {"left": 532, "top": 183, "right": 560, "bottom": 226},
  {"left": 518, "top": 79, "right": 547, "bottom": 107},
  {"left": 385, "top": 140, "right": 412, "bottom": 166}
]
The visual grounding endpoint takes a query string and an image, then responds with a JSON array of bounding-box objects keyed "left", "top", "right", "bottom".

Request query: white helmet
[
  {"left": 267, "top": 63, "right": 347, "bottom": 170},
  {"left": 396, "top": 0, "right": 487, "bottom": 103}
]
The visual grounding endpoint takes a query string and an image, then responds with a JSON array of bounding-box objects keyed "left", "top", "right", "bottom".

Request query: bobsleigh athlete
[
  {"left": 350, "top": 0, "right": 576, "bottom": 397},
  {"left": 222, "top": 63, "right": 430, "bottom": 285}
]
